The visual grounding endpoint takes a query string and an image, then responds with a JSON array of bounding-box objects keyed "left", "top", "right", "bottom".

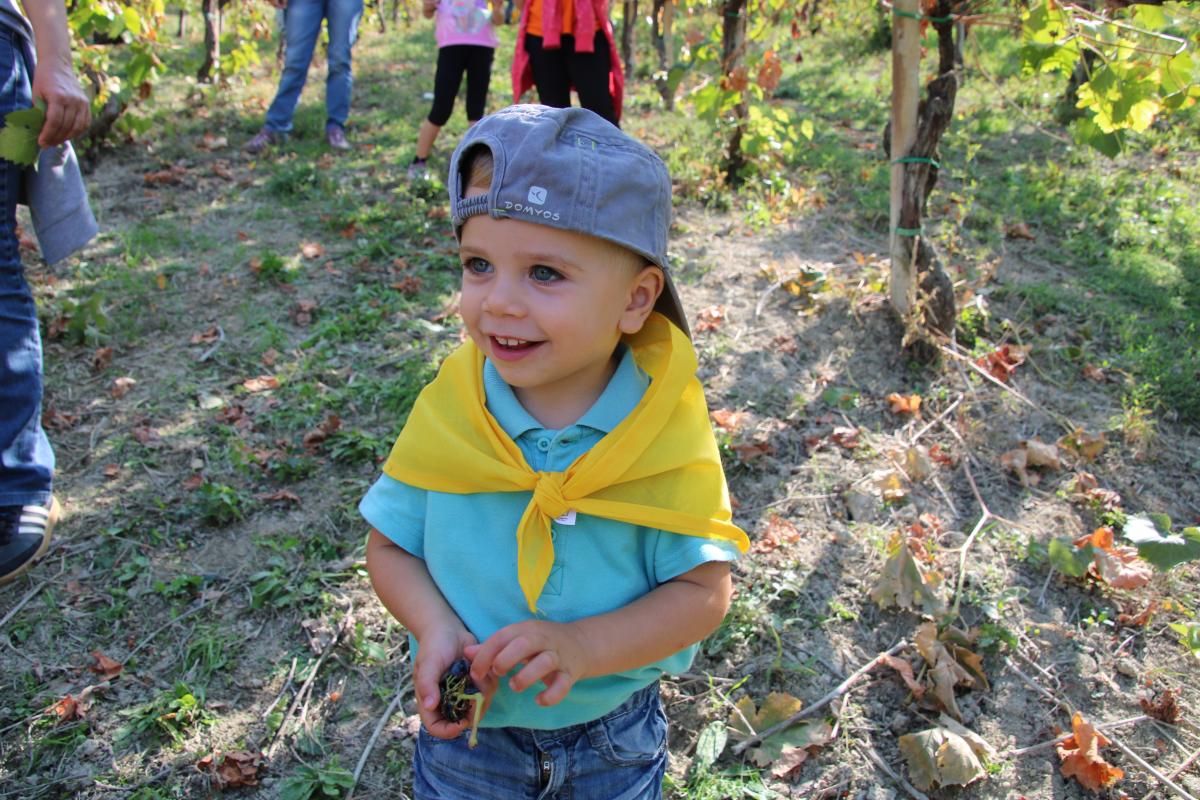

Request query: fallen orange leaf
[
  {"left": 886, "top": 393, "right": 922, "bottom": 416},
  {"left": 1057, "top": 712, "right": 1124, "bottom": 791}
]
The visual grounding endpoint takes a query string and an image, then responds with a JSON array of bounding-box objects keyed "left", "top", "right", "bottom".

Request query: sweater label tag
[{"left": 554, "top": 509, "right": 577, "bottom": 526}]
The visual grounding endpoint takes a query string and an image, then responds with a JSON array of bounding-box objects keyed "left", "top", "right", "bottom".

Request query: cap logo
[{"left": 527, "top": 186, "right": 548, "bottom": 206}]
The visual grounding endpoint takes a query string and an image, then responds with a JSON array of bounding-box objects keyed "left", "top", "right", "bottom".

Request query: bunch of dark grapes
[{"left": 438, "top": 658, "right": 483, "bottom": 748}]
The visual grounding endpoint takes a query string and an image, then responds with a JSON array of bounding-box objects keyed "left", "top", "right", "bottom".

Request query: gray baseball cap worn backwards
[{"left": 448, "top": 104, "right": 690, "bottom": 338}]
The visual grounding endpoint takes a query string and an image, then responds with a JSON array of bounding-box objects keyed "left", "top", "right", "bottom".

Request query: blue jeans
[
  {"left": 0, "top": 28, "right": 52, "bottom": 508},
  {"left": 414, "top": 682, "right": 668, "bottom": 799},
  {"left": 264, "top": 0, "right": 363, "bottom": 133}
]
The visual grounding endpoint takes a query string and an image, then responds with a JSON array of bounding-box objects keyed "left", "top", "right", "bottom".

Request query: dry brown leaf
[
  {"left": 876, "top": 470, "right": 908, "bottom": 501},
  {"left": 899, "top": 725, "right": 990, "bottom": 791},
  {"left": 1005, "top": 221, "right": 1036, "bottom": 240},
  {"left": 242, "top": 375, "right": 280, "bottom": 393},
  {"left": 913, "top": 623, "right": 983, "bottom": 721},
  {"left": 1058, "top": 429, "right": 1107, "bottom": 462},
  {"left": 50, "top": 694, "right": 83, "bottom": 722},
  {"left": 1082, "top": 363, "right": 1107, "bottom": 382},
  {"left": 869, "top": 535, "right": 946, "bottom": 616},
  {"left": 710, "top": 408, "right": 748, "bottom": 432},
  {"left": 300, "top": 241, "right": 326, "bottom": 259},
  {"left": 1093, "top": 543, "right": 1152, "bottom": 589},
  {"left": 752, "top": 514, "right": 801, "bottom": 554},
  {"left": 695, "top": 305, "right": 726, "bottom": 333},
  {"left": 879, "top": 653, "right": 925, "bottom": 698},
  {"left": 302, "top": 414, "right": 342, "bottom": 450},
  {"left": 732, "top": 441, "right": 775, "bottom": 462},
  {"left": 91, "top": 347, "right": 114, "bottom": 372},
  {"left": 905, "top": 446, "right": 933, "bottom": 482},
  {"left": 1139, "top": 689, "right": 1181, "bottom": 724},
  {"left": 975, "top": 345, "right": 1025, "bottom": 382},
  {"left": 830, "top": 426, "right": 859, "bottom": 449},
  {"left": 111, "top": 376, "right": 137, "bottom": 399},
  {"left": 291, "top": 299, "right": 318, "bottom": 326},
  {"left": 887, "top": 393, "right": 922, "bottom": 416},
  {"left": 89, "top": 651, "right": 123, "bottom": 680},
  {"left": 1023, "top": 438, "right": 1061, "bottom": 470},
  {"left": 258, "top": 489, "right": 301, "bottom": 506},
  {"left": 728, "top": 693, "right": 833, "bottom": 772},
  {"left": 1057, "top": 712, "right": 1124, "bottom": 791}
]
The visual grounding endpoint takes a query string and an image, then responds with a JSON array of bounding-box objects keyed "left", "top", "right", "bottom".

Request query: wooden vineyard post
[
  {"left": 889, "top": 0, "right": 921, "bottom": 321},
  {"left": 888, "top": 0, "right": 958, "bottom": 347}
]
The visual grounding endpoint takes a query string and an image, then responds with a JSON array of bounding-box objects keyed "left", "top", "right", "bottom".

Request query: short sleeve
[
  {"left": 653, "top": 531, "right": 741, "bottom": 585},
  {"left": 360, "top": 474, "right": 428, "bottom": 558}
]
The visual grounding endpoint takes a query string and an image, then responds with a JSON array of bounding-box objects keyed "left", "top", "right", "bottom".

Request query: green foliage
[
  {"left": 194, "top": 482, "right": 249, "bottom": 526},
  {"left": 0, "top": 104, "right": 44, "bottom": 165},
  {"left": 1048, "top": 537, "right": 1092, "bottom": 578},
  {"left": 278, "top": 759, "right": 355, "bottom": 800},
  {"left": 1020, "top": 1, "right": 1200, "bottom": 156},
  {"left": 1124, "top": 513, "right": 1200, "bottom": 571},
  {"left": 1169, "top": 622, "right": 1200, "bottom": 659},
  {"left": 116, "top": 682, "right": 213, "bottom": 745}
]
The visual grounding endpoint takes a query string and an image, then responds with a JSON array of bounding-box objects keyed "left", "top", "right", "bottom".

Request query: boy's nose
[{"left": 481, "top": 275, "right": 526, "bottom": 316}]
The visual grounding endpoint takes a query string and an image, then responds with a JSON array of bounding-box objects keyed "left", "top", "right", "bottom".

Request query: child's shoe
[
  {"left": 0, "top": 497, "right": 60, "bottom": 586},
  {"left": 326, "top": 124, "right": 351, "bottom": 151},
  {"left": 407, "top": 158, "right": 430, "bottom": 181},
  {"left": 243, "top": 127, "right": 286, "bottom": 154}
]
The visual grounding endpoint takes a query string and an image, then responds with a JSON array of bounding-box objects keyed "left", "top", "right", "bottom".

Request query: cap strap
[{"left": 457, "top": 194, "right": 490, "bottom": 221}]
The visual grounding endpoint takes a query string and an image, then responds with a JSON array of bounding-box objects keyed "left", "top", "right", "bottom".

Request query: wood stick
[
  {"left": 731, "top": 640, "right": 907, "bottom": 755},
  {"left": 0, "top": 579, "right": 49, "bottom": 630},
  {"left": 1109, "top": 735, "right": 1200, "bottom": 800},
  {"left": 1141, "top": 743, "right": 1200, "bottom": 800},
  {"left": 1007, "top": 715, "right": 1148, "bottom": 757},
  {"left": 346, "top": 678, "right": 411, "bottom": 800},
  {"left": 856, "top": 741, "right": 930, "bottom": 800}
]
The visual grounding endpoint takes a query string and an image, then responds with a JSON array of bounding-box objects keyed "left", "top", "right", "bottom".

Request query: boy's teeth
[{"left": 496, "top": 337, "right": 525, "bottom": 347}]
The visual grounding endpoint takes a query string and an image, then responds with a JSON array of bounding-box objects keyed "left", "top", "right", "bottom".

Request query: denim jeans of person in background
[
  {"left": 0, "top": 27, "right": 53, "bottom": 509},
  {"left": 264, "top": 0, "right": 363, "bottom": 134},
  {"left": 413, "top": 682, "right": 669, "bottom": 800}
]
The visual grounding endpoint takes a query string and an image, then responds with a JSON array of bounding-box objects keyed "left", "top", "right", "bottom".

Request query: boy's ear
[{"left": 619, "top": 264, "right": 665, "bottom": 334}]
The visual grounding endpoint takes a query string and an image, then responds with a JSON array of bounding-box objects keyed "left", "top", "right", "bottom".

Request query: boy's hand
[
  {"left": 465, "top": 620, "right": 590, "bottom": 708},
  {"left": 415, "top": 629, "right": 498, "bottom": 738}
]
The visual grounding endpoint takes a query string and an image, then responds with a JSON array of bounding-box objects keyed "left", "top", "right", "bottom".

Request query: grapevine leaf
[
  {"left": 0, "top": 105, "right": 44, "bottom": 166},
  {"left": 693, "top": 720, "right": 727, "bottom": 770},
  {"left": 899, "top": 726, "right": 989, "bottom": 791},
  {"left": 1057, "top": 712, "right": 1124, "bottom": 791},
  {"left": 1048, "top": 537, "right": 1092, "bottom": 577},
  {"left": 870, "top": 535, "right": 946, "bottom": 616},
  {"left": 1124, "top": 514, "right": 1200, "bottom": 571}
]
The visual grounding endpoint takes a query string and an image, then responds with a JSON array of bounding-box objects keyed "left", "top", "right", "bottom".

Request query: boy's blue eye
[
  {"left": 531, "top": 265, "right": 562, "bottom": 283},
  {"left": 464, "top": 257, "right": 492, "bottom": 274}
]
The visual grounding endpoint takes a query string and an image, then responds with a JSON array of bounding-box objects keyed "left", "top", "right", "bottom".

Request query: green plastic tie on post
[
  {"left": 893, "top": 156, "right": 941, "bottom": 168},
  {"left": 894, "top": 226, "right": 924, "bottom": 237},
  {"left": 892, "top": 8, "right": 953, "bottom": 23}
]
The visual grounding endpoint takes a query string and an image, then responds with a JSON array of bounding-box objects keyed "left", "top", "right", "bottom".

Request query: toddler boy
[{"left": 363, "top": 104, "right": 748, "bottom": 798}]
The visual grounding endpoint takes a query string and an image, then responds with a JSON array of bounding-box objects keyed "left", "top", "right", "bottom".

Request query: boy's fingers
[
  {"left": 535, "top": 672, "right": 572, "bottom": 707},
  {"left": 508, "top": 650, "right": 560, "bottom": 693}
]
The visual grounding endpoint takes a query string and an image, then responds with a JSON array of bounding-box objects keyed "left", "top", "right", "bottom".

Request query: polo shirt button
[{"left": 537, "top": 438, "right": 551, "bottom": 452}]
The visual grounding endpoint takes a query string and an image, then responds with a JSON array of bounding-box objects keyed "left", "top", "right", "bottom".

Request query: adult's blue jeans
[
  {"left": 264, "top": 0, "right": 363, "bottom": 133},
  {"left": 0, "top": 27, "right": 52, "bottom": 508}
]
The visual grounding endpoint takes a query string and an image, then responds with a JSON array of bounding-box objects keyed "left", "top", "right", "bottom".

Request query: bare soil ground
[{"left": 2, "top": 27, "right": 1199, "bottom": 800}]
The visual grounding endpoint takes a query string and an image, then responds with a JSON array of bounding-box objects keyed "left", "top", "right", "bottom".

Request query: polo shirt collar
[{"left": 483, "top": 344, "right": 649, "bottom": 437}]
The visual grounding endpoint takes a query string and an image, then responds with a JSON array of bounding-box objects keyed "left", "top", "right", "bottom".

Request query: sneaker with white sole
[{"left": 0, "top": 497, "right": 60, "bottom": 586}]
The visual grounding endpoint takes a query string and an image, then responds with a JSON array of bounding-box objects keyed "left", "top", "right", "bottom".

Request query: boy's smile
[{"left": 458, "top": 208, "right": 662, "bottom": 429}]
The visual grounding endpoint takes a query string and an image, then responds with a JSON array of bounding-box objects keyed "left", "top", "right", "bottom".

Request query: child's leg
[
  {"left": 463, "top": 45, "right": 495, "bottom": 123},
  {"left": 412, "top": 725, "right": 541, "bottom": 799},
  {"left": 415, "top": 118, "right": 440, "bottom": 160},
  {"left": 562, "top": 30, "right": 617, "bottom": 125},
  {"left": 523, "top": 33, "right": 571, "bottom": 108},
  {"left": 551, "top": 682, "right": 667, "bottom": 799},
  {"left": 416, "top": 45, "right": 471, "bottom": 162}
]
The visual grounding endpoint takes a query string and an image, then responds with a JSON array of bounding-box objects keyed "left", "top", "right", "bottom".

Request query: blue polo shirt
[{"left": 360, "top": 345, "right": 740, "bottom": 729}]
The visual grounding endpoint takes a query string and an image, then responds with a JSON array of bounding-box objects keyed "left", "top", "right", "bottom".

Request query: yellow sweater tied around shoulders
[{"left": 382, "top": 313, "right": 749, "bottom": 613}]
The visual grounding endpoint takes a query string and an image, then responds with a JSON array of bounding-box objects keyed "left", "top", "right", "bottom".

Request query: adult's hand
[
  {"left": 31, "top": 60, "right": 90, "bottom": 148},
  {"left": 20, "top": 0, "right": 91, "bottom": 147}
]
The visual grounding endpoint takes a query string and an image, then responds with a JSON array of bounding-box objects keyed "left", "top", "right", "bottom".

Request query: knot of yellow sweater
[{"left": 532, "top": 472, "right": 569, "bottom": 520}]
